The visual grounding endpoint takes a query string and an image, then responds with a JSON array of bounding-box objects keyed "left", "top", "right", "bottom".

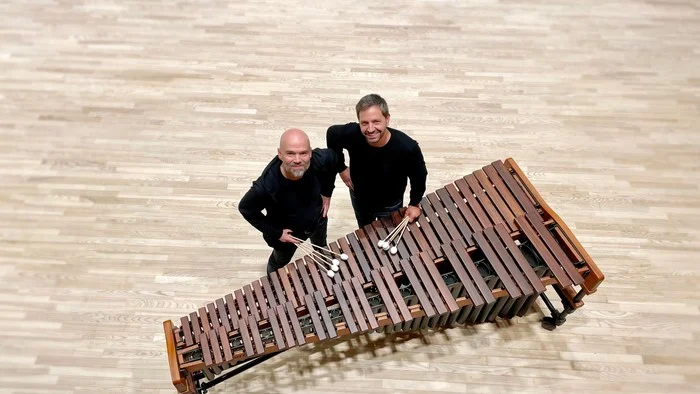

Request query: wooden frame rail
[{"left": 505, "top": 158, "right": 604, "bottom": 293}]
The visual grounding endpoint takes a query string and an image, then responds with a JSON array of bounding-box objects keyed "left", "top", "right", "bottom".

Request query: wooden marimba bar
[{"left": 163, "top": 158, "right": 605, "bottom": 394}]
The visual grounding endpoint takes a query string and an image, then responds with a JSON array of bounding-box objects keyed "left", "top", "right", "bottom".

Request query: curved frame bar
[
  {"left": 504, "top": 158, "right": 605, "bottom": 293},
  {"left": 163, "top": 320, "right": 192, "bottom": 393}
]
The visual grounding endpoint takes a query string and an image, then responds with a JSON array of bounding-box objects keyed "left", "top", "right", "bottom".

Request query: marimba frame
[{"left": 163, "top": 158, "right": 605, "bottom": 394}]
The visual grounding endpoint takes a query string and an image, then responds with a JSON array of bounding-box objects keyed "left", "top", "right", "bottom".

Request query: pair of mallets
[
  {"left": 377, "top": 216, "right": 409, "bottom": 255},
  {"left": 290, "top": 235, "right": 348, "bottom": 278}
]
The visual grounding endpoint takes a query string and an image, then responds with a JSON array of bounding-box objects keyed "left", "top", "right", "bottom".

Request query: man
[
  {"left": 326, "top": 94, "right": 428, "bottom": 228},
  {"left": 238, "top": 128, "right": 340, "bottom": 274}
]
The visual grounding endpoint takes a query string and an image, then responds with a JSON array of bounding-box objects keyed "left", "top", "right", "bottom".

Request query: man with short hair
[
  {"left": 239, "top": 128, "right": 340, "bottom": 274},
  {"left": 326, "top": 94, "right": 428, "bottom": 228}
]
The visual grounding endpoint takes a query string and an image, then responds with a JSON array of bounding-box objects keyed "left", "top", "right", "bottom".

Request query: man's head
[
  {"left": 355, "top": 94, "right": 391, "bottom": 146},
  {"left": 278, "top": 128, "right": 312, "bottom": 179}
]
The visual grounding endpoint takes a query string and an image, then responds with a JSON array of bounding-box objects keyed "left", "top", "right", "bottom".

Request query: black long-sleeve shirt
[
  {"left": 238, "top": 148, "right": 339, "bottom": 243},
  {"left": 326, "top": 122, "right": 427, "bottom": 210}
]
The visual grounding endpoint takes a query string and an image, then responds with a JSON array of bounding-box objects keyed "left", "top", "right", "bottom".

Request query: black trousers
[
  {"left": 349, "top": 190, "right": 403, "bottom": 228},
  {"left": 264, "top": 216, "right": 328, "bottom": 275}
]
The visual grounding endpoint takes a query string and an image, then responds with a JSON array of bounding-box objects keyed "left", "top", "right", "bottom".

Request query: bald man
[{"left": 238, "top": 129, "right": 341, "bottom": 274}]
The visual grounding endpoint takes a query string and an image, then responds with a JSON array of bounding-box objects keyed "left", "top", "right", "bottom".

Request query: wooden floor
[{"left": 1, "top": 0, "right": 699, "bottom": 393}]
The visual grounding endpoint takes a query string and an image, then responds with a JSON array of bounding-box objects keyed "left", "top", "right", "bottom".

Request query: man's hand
[
  {"left": 279, "top": 229, "right": 297, "bottom": 243},
  {"left": 339, "top": 168, "right": 353, "bottom": 190},
  {"left": 405, "top": 205, "right": 421, "bottom": 223},
  {"left": 321, "top": 195, "right": 331, "bottom": 217}
]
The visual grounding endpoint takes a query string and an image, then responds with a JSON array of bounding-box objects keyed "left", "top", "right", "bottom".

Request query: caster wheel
[{"left": 541, "top": 317, "right": 557, "bottom": 331}]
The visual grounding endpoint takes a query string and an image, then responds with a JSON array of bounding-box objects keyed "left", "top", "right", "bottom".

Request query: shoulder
[
  {"left": 311, "top": 148, "right": 339, "bottom": 169},
  {"left": 389, "top": 128, "right": 420, "bottom": 151},
  {"left": 327, "top": 122, "right": 361, "bottom": 135},
  {"left": 255, "top": 156, "right": 282, "bottom": 192}
]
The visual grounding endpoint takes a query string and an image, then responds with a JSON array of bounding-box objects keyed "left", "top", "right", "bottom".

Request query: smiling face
[
  {"left": 358, "top": 105, "right": 391, "bottom": 146},
  {"left": 278, "top": 128, "right": 311, "bottom": 179}
]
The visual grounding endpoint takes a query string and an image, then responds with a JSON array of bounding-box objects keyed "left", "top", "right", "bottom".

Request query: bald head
[
  {"left": 278, "top": 128, "right": 312, "bottom": 179},
  {"left": 279, "top": 128, "right": 311, "bottom": 151}
]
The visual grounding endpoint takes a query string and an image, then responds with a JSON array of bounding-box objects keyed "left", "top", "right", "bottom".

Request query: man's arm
[
  {"left": 408, "top": 143, "right": 428, "bottom": 206},
  {"left": 313, "top": 149, "right": 342, "bottom": 217},
  {"left": 406, "top": 143, "right": 428, "bottom": 221},
  {"left": 326, "top": 124, "right": 354, "bottom": 173},
  {"left": 326, "top": 124, "right": 356, "bottom": 189},
  {"left": 315, "top": 149, "right": 342, "bottom": 197},
  {"left": 238, "top": 182, "right": 283, "bottom": 241}
]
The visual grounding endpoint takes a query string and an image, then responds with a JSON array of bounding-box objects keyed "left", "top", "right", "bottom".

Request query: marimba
[{"left": 163, "top": 158, "right": 605, "bottom": 394}]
